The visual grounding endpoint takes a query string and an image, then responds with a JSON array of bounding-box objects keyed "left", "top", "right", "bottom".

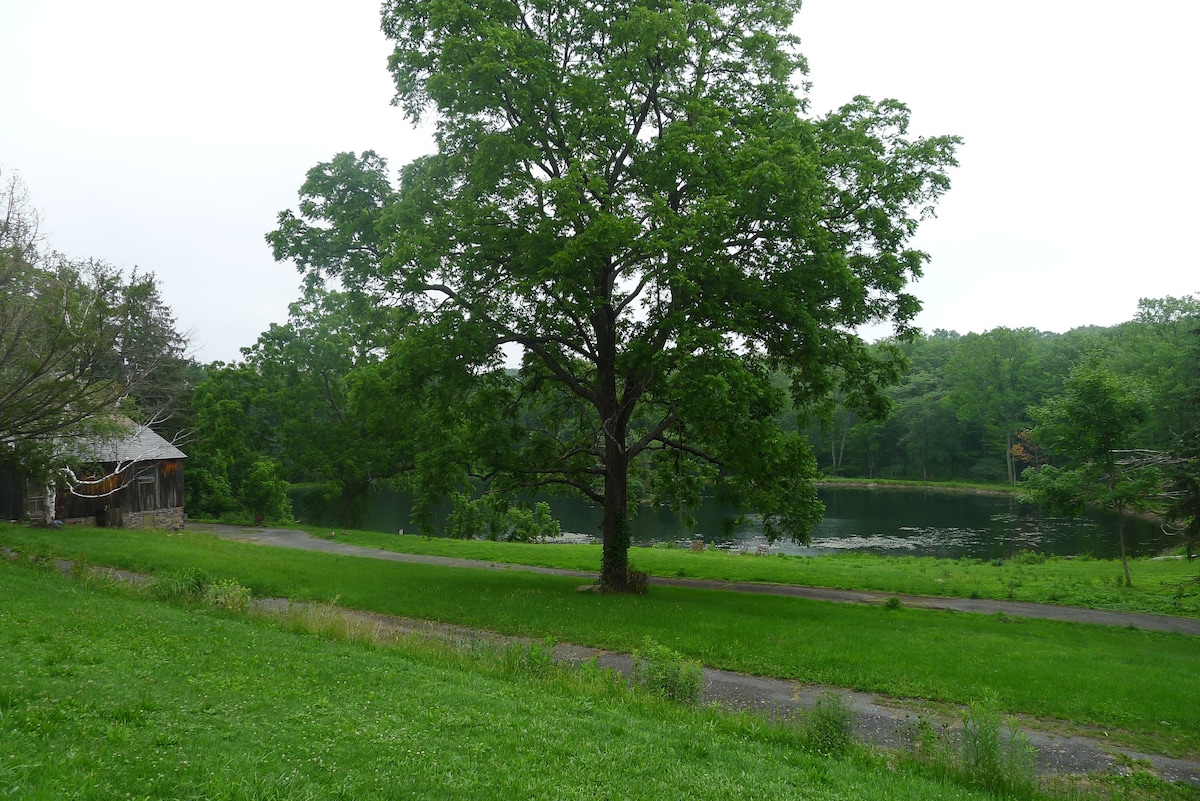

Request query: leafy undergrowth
[
  {"left": 1, "top": 561, "right": 1057, "bottom": 801},
  {"left": 4, "top": 523, "right": 1200, "bottom": 758},
  {"left": 306, "top": 525, "right": 1200, "bottom": 618}
]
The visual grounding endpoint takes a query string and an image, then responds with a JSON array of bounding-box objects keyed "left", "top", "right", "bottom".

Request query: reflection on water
[
  {"left": 356, "top": 485, "right": 1174, "bottom": 560},
  {"left": 533, "top": 488, "right": 1172, "bottom": 560}
]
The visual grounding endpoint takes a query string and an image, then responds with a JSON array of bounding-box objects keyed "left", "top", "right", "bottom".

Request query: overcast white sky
[{"left": 1, "top": 0, "right": 1196, "bottom": 363}]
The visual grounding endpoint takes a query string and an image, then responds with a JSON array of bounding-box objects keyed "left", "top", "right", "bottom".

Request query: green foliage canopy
[
  {"left": 0, "top": 172, "right": 188, "bottom": 478},
  {"left": 186, "top": 289, "right": 405, "bottom": 525},
  {"left": 1023, "top": 359, "right": 1158, "bottom": 585},
  {"left": 945, "top": 327, "right": 1045, "bottom": 484},
  {"left": 240, "top": 459, "right": 293, "bottom": 524},
  {"left": 270, "top": 0, "right": 960, "bottom": 589}
]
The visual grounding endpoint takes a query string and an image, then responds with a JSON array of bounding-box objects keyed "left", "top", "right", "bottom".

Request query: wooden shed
[{"left": 49, "top": 425, "right": 187, "bottom": 529}]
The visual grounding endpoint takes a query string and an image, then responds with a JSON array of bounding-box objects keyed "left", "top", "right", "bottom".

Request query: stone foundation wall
[
  {"left": 121, "top": 507, "right": 186, "bottom": 531},
  {"left": 59, "top": 508, "right": 185, "bottom": 529}
]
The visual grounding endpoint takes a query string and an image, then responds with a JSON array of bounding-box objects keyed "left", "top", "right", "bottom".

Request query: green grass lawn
[
  {"left": 5, "top": 523, "right": 1200, "bottom": 759},
  {"left": 818, "top": 477, "right": 1016, "bottom": 493},
  {"left": 302, "top": 524, "right": 1200, "bottom": 617},
  {"left": 1, "top": 561, "right": 1044, "bottom": 801}
]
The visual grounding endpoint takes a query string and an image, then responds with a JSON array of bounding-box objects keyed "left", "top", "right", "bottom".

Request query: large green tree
[
  {"left": 185, "top": 362, "right": 271, "bottom": 519},
  {"left": 945, "top": 327, "right": 1045, "bottom": 485},
  {"left": 1165, "top": 314, "right": 1200, "bottom": 560},
  {"left": 1023, "top": 359, "right": 1156, "bottom": 586},
  {"left": 1169, "top": 418, "right": 1200, "bottom": 562},
  {"left": 1112, "top": 295, "right": 1200, "bottom": 449},
  {"left": 187, "top": 289, "right": 406, "bottom": 525},
  {"left": 242, "top": 288, "right": 404, "bottom": 525},
  {"left": 1, "top": 172, "right": 187, "bottom": 480},
  {"left": 271, "top": 0, "right": 959, "bottom": 590}
]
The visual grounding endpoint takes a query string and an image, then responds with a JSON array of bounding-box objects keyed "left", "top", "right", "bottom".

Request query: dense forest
[
  {"left": 806, "top": 296, "right": 1200, "bottom": 483},
  {"left": 181, "top": 290, "right": 1200, "bottom": 549}
]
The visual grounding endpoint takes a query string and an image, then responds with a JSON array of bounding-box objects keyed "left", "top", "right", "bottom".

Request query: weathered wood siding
[
  {"left": 62, "top": 459, "right": 185, "bottom": 523},
  {"left": 0, "top": 463, "right": 23, "bottom": 521}
]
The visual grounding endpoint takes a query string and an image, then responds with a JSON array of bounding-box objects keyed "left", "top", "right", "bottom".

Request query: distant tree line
[
  {"left": 184, "top": 290, "right": 1200, "bottom": 551},
  {"left": 804, "top": 297, "right": 1200, "bottom": 488},
  {"left": 791, "top": 301, "right": 1200, "bottom": 582}
]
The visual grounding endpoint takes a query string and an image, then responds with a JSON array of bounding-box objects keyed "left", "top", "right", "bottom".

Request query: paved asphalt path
[{"left": 191, "top": 523, "right": 1200, "bottom": 636}]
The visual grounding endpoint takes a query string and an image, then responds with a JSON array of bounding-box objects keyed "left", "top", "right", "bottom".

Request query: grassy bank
[
  {"left": 817, "top": 477, "right": 1017, "bottom": 494},
  {"left": 6, "top": 562, "right": 1041, "bottom": 800},
  {"left": 298, "top": 525, "right": 1200, "bottom": 618},
  {"left": 4, "top": 523, "right": 1199, "bottom": 758}
]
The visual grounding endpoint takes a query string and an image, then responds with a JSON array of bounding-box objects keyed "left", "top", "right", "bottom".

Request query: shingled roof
[{"left": 77, "top": 422, "right": 187, "bottom": 464}]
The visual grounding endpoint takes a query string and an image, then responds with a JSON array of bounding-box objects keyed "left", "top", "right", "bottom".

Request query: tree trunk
[
  {"left": 834, "top": 418, "right": 850, "bottom": 477},
  {"left": 43, "top": 481, "right": 57, "bottom": 525},
  {"left": 1005, "top": 430, "right": 1016, "bottom": 485},
  {"left": 594, "top": 292, "right": 634, "bottom": 592},
  {"left": 597, "top": 424, "right": 633, "bottom": 587},
  {"left": 1110, "top": 465, "right": 1132, "bottom": 587},
  {"left": 1118, "top": 515, "right": 1132, "bottom": 587}
]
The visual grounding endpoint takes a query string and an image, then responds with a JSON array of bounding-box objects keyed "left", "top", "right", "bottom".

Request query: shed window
[{"left": 136, "top": 467, "right": 157, "bottom": 485}]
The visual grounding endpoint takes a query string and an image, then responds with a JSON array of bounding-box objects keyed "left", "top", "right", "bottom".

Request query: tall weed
[
  {"left": 497, "top": 637, "right": 558, "bottom": 679},
  {"left": 897, "top": 704, "right": 1035, "bottom": 795},
  {"left": 802, "top": 692, "right": 854, "bottom": 757},
  {"left": 204, "top": 578, "right": 253, "bottom": 611},
  {"left": 960, "top": 695, "right": 1035, "bottom": 793},
  {"left": 148, "top": 567, "right": 212, "bottom": 601},
  {"left": 632, "top": 638, "right": 705, "bottom": 704}
]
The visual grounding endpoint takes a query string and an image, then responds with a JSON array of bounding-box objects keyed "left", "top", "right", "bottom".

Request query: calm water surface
[
  {"left": 799, "top": 487, "right": 1168, "bottom": 560},
  {"left": 358, "top": 486, "right": 1173, "bottom": 560}
]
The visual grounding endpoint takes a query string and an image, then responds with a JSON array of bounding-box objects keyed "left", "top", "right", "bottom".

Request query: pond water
[
  {"left": 354, "top": 485, "right": 1174, "bottom": 560},
  {"left": 785, "top": 487, "right": 1170, "bottom": 560},
  {"left": 517, "top": 487, "right": 1169, "bottom": 560}
]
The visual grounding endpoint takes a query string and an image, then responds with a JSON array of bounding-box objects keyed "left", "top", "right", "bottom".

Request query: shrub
[
  {"left": 625, "top": 566, "right": 649, "bottom": 595},
  {"left": 204, "top": 578, "right": 253, "bottom": 612},
  {"left": 184, "top": 464, "right": 239, "bottom": 520},
  {"left": 240, "top": 459, "right": 293, "bottom": 524},
  {"left": 500, "top": 501, "right": 561, "bottom": 542},
  {"left": 803, "top": 692, "right": 854, "bottom": 757},
  {"left": 448, "top": 494, "right": 563, "bottom": 542},
  {"left": 632, "top": 638, "right": 705, "bottom": 704},
  {"left": 445, "top": 492, "right": 488, "bottom": 539},
  {"left": 960, "top": 695, "right": 1034, "bottom": 793},
  {"left": 149, "top": 567, "right": 213, "bottom": 601}
]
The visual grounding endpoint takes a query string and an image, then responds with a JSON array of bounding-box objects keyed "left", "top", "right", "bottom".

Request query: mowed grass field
[
  {"left": 5, "top": 562, "right": 1024, "bottom": 801},
  {"left": 30, "top": 558, "right": 1157, "bottom": 800},
  {"left": 308, "top": 526, "right": 1200, "bottom": 618},
  {"left": 4, "top": 523, "right": 1199, "bottom": 761}
]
